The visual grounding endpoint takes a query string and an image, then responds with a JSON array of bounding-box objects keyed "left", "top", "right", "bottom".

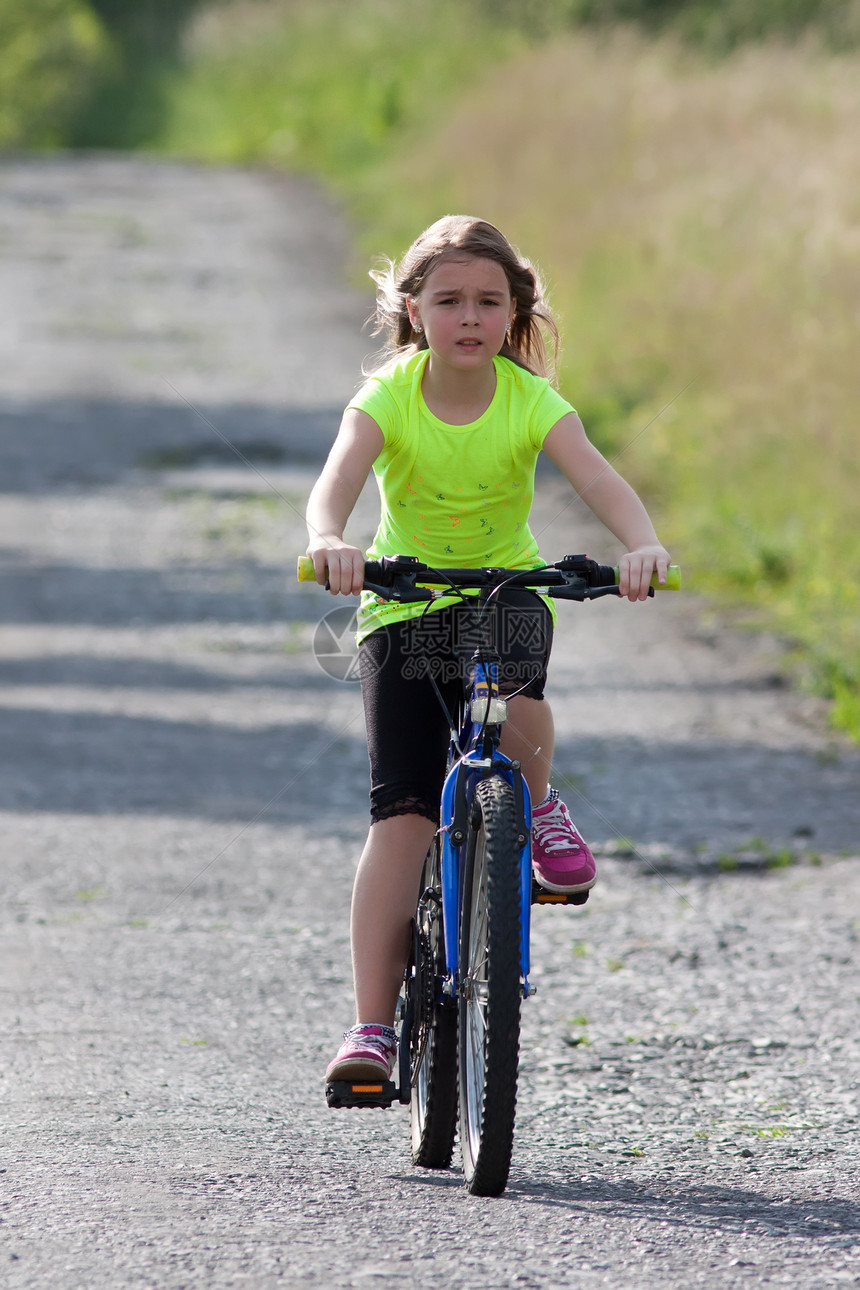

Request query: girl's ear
[{"left": 406, "top": 295, "right": 422, "bottom": 331}]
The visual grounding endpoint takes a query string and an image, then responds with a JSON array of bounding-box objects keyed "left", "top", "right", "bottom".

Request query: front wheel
[{"left": 458, "top": 776, "right": 522, "bottom": 1196}]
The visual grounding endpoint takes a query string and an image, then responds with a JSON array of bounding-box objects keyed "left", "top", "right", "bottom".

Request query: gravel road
[{"left": 1, "top": 155, "right": 858, "bottom": 1290}]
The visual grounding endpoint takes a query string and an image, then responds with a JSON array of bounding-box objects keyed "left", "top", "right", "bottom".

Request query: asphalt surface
[{"left": 1, "top": 155, "right": 858, "bottom": 1289}]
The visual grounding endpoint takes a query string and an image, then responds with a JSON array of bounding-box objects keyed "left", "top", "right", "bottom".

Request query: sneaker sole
[
  {"left": 532, "top": 870, "right": 598, "bottom": 895},
  {"left": 324, "top": 1055, "right": 394, "bottom": 1083}
]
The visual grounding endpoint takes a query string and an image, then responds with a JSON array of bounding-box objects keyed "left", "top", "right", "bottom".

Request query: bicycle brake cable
[{"left": 415, "top": 580, "right": 470, "bottom": 758}]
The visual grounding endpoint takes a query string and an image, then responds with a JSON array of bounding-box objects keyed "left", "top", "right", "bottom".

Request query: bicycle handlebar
[{"left": 297, "top": 553, "right": 681, "bottom": 600}]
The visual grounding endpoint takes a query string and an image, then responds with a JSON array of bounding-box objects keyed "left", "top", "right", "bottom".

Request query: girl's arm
[
  {"left": 542, "top": 413, "right": 670, "bottom": 601},
  {"left": 305, "top": 408, "right": 384, "bottom": 595}
]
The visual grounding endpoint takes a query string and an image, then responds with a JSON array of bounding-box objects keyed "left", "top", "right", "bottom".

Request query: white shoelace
[
  {"left": 533, "top": 797, "right": 583, "bottom": 856},
  {"left": 343, "top": 1025, "right": 396, "bottom": 1054}
]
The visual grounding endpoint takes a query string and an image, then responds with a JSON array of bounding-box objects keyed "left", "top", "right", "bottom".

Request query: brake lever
[
  {"left": 546, "top": 573, "right": 589, "bottom": 601},
  {"left": 363, "top": 579, "right": 433, "bottom": 603}
]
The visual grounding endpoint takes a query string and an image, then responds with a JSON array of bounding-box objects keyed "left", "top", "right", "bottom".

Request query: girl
[{"left": 305, "top": 215, "right": 670, "bottom": 1083}]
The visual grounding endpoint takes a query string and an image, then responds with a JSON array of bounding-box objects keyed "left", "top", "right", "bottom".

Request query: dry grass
[{"left": 372, "top": 30, "right": 860, "bottom": 729}]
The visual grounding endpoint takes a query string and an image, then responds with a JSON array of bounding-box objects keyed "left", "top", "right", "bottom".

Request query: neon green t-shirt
[{"left": 348, "top": 351, "right": 575, "bottom": 642}]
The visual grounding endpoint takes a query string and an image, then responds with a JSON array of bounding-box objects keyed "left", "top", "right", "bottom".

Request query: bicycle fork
[{"left": 437, "top": 752, "right": 535, "bottom": 1000}]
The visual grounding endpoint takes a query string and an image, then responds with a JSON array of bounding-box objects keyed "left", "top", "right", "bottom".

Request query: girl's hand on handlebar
[
  {"left": 306, "top": 541, "right": 364, "bottom": 595},
  {"left": 618, "top": 545, "right": 671, "bottom": 601}
]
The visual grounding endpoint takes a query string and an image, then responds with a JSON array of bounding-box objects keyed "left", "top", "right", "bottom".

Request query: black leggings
[{"left": 359, "top": 590, "right": 553, "bottom": 825}]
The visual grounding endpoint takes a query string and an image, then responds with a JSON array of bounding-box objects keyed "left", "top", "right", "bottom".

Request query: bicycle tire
[
  {"left": 458, "top": 776, "right": 522, "bottom": 1196},
  {"left": 409, "top": 842, "right": 458, "bottom": 1168}
]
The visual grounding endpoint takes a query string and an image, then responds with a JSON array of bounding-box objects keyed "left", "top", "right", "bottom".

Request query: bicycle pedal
[
  {"left": 325, "top": 1079, "right": 399, "bottom": 1109},
  {"left": 531, "top": 879, "right": 590, "bottom": 907}
]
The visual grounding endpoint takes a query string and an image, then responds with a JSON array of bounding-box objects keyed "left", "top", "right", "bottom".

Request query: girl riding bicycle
[{"left": 305, "top": 215, "right": 670, "bottom": 1084}]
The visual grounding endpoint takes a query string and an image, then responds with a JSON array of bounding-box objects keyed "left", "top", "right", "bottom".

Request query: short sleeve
[
  {"left": 347, "top": 376, "right": 403, "bottom": 451},
  {"left": 529, "top": 381, "right": 576, "bottom": 451}
]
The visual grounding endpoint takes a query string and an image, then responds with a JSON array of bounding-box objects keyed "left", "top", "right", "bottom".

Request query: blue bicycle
[{"left": 299, "top": 552, "right": 680, "bottom": 1195}]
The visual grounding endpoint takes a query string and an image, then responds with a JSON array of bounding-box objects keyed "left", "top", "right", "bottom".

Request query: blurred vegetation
[
  {"left": 5, "top": 0, "right": 860, "bottom": 152},
  {"left": 149, "top": 1, "right": 523, "bottom": 189},
  {"left": 482, "top": 0, "right": 860, "bottom": 50},
  {"left": 0, "top": 0, "right": 112, "bottom": 148},
  {"left": 2, "top": 0, "right": 858, "bottom": 735},
  {"left": 70, "top": 0, "right": 210, "bottom": 146}
]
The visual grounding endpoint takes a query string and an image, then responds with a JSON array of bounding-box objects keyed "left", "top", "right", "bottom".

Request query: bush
[
  {"left": 0, "top": 0, "right": 112, "bottom": 148},
  {"left": 482, "top": 0, "right": 860, "bottom": 50}
]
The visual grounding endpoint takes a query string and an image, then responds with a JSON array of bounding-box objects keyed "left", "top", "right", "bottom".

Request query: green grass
[
  {"left": 75, "top": 885, "right": 108, "bottom": 901},
  {"left": 717, "top": 835, "right": 816, "bottom": 870},
  {"left": 153, "top": 1, "right": 522, "bottom": 202}
]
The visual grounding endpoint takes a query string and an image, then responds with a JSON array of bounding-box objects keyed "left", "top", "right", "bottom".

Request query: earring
[{"left": 413, "top": 321, "right": 423, "bottom": 334}]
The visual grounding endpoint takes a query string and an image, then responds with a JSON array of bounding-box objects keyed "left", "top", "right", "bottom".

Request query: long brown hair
[{"left": 366, "top": 215, "right": 560, "bottom": 381}]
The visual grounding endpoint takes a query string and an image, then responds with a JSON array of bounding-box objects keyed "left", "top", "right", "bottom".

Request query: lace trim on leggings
[
  {"left": 370, "top": 793, "right": 439, "bottom": 826},
  {"left": 499, "top": 674, "right": 546, "bottom": 701}
]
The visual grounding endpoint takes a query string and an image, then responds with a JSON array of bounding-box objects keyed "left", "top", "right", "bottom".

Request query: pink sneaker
[
  {"left": 325, "top": 1024, "right": 398, "bottom": 1083},
  {"left": 531, "top": 789, "right": 597, "bottom": 893}
]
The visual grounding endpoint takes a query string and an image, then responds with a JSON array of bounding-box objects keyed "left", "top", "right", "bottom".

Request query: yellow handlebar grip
[
  {"left": 297, "top": 555, "right": 317, "bottom": 582},
  {"left": 612, "top": 564, "right": 682, "bottom": 590}
]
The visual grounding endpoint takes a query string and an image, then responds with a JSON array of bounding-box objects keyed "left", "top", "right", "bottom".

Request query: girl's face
[{"left": 407, "top": 255, "right": 515, "bottom": 373}]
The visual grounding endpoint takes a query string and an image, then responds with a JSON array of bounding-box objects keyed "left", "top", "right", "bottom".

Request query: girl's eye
[{"left": 434, "top": 296, "right": 504, "bottom": 306}]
